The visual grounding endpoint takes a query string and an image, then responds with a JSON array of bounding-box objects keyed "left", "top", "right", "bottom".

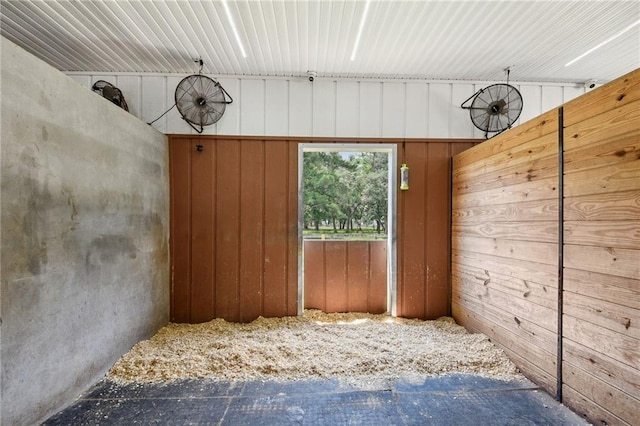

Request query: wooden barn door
[{"left": 304, "top": 240, "right": 387, "bottom": 314}]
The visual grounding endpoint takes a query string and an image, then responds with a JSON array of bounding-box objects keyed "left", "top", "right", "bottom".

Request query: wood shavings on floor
[{"left": 108, "top": 310, "right": 521, "bottom": 387}]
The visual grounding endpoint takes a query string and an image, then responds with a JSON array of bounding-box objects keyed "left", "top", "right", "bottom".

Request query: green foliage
[{"left": 303, "top": 151, "right": 388, "bottom": 235}]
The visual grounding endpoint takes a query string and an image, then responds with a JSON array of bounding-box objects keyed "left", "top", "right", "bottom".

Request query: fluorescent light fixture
[
  {"left": 350, "top": 0, "right": 372, "bottom": 61},
  {"left": 222, "top": 0, "right": 247, "bottom": 58},
  {"left": 565, "top": 19, "right": 640, "bottom": 67}
]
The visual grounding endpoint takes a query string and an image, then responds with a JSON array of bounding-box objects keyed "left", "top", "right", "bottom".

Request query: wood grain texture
[
  {"left": 563, "top": 315, "right": 640, "bottom": 370},
  {"left": 452, "top": 301, "right": 556, "bottom": 394},
  {"left": 453, "top": 235, "right": 557, "bottom": 265},
  {"left": 454, "top": 109, "right": 557, "bottom": 169},
  {"left": 453, "top": 262, "right": 556, "bottom": 310},
  {"left": 563, "top": 68, "right": 640, "bottom": 127},
  {"left": 453, "top": 221, "right": 558, "bottom": 243},
  {"left": 562, "top": 386, "right": 627, "bottom": 426},
  {"left": 564, "top": 132, "right": 639, "bottom": 173},
  {"left": 453, "top": 250, "right": 558, "bottom": 288},
  {"left": 563, "top": 339, "right": 640, "bottom": 410},
  {"left": 453, "top": 152, "right": 557, "bottom": 196},
  {"left": 454, "top": 176, "right": 558, "bottom": 208},
  {"left": 453, "top": 199, "right": 558, "bottom": 223},
  {"left": 453, "top": 132, "right": 557, "bottom": 183},
  {"left": 563, "top": 268, "right": 640, "bottom": 311},
  {"left": 564, "top": 190, "right": 640, "bottom": 221},
  {"left": 564, "top": 291, "right": 640, "bottom": 340},
  {"left": 563, "top": 362, "right": 639, "bottom": 426},
  {"left": 453, "top": 271, "right": 557, "bottom": 332},
  {"left": 452, "top": 287, "right": 557, "bottom": 353},
  {"left": 564, "top": 221, "right": 640, "bottom": 250},
  {"left": 564, "top": 244, "right": 640, "bottom": 280},
  {"left": 453, "top": 69, "right": 640, "bottom": 425}
]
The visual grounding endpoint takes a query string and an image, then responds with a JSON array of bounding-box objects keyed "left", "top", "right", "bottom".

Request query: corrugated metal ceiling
[{"left": 1, "top": 0, "right": 638, "bottom": 83}]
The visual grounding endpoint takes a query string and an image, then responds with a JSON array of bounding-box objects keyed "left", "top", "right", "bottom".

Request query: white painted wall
[{"left": 68, "top": 73, "right": 586, "bottom": 138}]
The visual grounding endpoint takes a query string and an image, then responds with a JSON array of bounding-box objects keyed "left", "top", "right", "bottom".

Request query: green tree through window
[{"left": 303, "top": 151, "right": 388, "bottom": 240}]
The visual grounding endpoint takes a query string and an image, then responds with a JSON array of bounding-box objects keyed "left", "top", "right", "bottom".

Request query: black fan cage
[
  {"left": 91, "top": 80, "right": 129, "bottom": 111},
  {"left": 469, "top": 84, "right": 522, "bottom": 133},
  {"left": 175, "top": 75, "right": 230, "bottom": 127}
]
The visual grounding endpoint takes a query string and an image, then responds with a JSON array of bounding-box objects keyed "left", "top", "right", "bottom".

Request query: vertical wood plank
[
  {"left": 425, "top": 142, "right": 450, "bottom": 318},
  {"left": 215, "top": 138, "right": 241, "bottom": 321},
  {"left": 312, "top": 80, "right": 336, "bottom": 137},
  {"left": 359, "top": 82, "right": 382, "bottom": 137},
  {"left": 399, "top": 142, "right": 427, "bottom": 318},
  {"left": 239, "top": 140, "right": 265, "bottom": 322},
  {"left": 169, "top": 137, "right": 191, "bottom": 322},
  {"left": 287, "top": 140, "right": 299, "bottom": 315},
  {"left": 264, "top": 141, "right": 289, "bottom": 317},
  {"left": 240, "top": 79, "right": 266, "bottom": 135},
  {"left": 325, "top": 242, "right": 348, "bottom": 313},
  {"left": 369, "top": 241, "right": 387, "bottom": 314},
  {"left": 304, "top": 241, "right": 326, "bottom": 311},
  {"left": 347, "top": 241, "right": 369, "bottom": 312},
  {"left": 336, "top": 81, "right": 359, "bottom": 137},
  {"left": 265, "top": 79, "right": 289, "bottom": 136},
  {"left": 190, "top": 139, "right": 215, "bottom": 322}
]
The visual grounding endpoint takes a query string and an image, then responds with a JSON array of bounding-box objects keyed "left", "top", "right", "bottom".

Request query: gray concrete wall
[{"left": 0, "top": 37, "right": 170, "bottom": 426}]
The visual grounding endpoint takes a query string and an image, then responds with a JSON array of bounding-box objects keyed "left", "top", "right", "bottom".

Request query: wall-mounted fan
[
  {"left": 461, "top": 84, "right": 523, "bottom": 138},
  {"left": 91, "top": 80, "right": 129, "bottom": 111},
  {"left": 175, "top": 73, "right": 233, "bottom": 133}
]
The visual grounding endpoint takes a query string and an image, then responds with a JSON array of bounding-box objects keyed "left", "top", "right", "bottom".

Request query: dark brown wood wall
[
  {"left": 169, "top": 137, "right": 299, "bottom": 323},
  {"left": 304, "top": 240, "right": 387, "bottom": 314},
  {"left": 452, "top": 68, "right": 640, "bottom": 425},
  {"left": 169, "top": 136, "right": 476, "bottom": 323}
]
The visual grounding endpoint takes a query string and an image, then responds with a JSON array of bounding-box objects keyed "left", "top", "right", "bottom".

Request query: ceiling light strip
[
  {"left": 222, "top": 0, "right": 247, "bottom": 58},
  {"left": 350, "top": 0, "right": 371, "bottom": 61},
  {"left": 565, "top": 19, "right": 640, "bottom": 67}
]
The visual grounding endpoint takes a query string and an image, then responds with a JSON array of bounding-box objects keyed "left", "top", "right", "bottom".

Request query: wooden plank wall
[
  {"left": 169, "top": 137, "right": 299, "bottom": 323},
  {"left": 451, "top": 110, "right": 560, "bottom": 394},
  {"left": 169, "top": 136, "right": 475, "bottom": 323},
  {"left": 452, "top": 67, "right": 640, "bottom": 425},
  {"left": 304, "top": 241, "right": 387, "bottom": 314},
  {"left": 561, "top": 70, "right": 640, "bottom": 425}
]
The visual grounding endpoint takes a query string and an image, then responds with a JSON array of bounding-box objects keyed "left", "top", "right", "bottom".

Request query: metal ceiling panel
[{"left": 1, "top": 0, "right": 638, "bottom": 83}]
